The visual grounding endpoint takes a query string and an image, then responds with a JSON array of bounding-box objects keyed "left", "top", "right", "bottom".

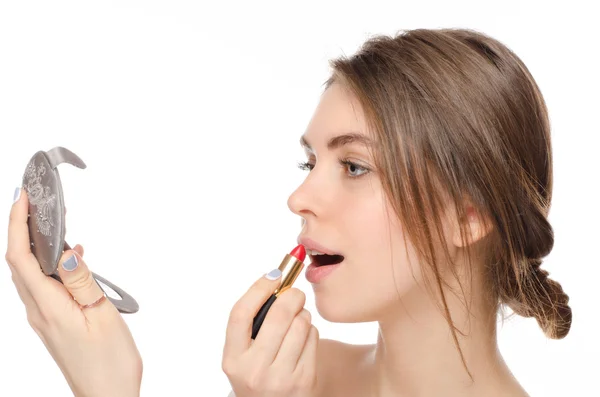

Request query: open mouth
[{"left": 309, "top": 253, "right": 344, "bottom": 267}]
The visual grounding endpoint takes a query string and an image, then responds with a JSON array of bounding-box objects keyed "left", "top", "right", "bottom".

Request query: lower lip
[{"left": 305, "top": 263, "right": 341, "bottom": 283}]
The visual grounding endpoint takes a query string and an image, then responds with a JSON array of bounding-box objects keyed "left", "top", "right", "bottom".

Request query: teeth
[{"left": 308, "top": 249, "right": 326, "bottom": 256}]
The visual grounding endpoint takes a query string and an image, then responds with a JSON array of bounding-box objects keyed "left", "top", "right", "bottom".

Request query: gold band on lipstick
[{"left": 274, "top": 253, "right": 305, "bottom": 296}]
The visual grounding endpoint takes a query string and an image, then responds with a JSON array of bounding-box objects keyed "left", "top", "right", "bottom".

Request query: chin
[
  {"left": 313, "top": 291, "right": 378, "bottom": 323},
  {"left": 312, "top": 280, "right": 415, "bottom": 324}
]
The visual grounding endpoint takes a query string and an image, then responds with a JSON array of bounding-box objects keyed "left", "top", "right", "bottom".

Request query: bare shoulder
[
  {"left": 315, "top": 338, "right": 374, "bottom": 397},
  {"left": 313, "top": 339, "right": 529, "bottom": 397}
]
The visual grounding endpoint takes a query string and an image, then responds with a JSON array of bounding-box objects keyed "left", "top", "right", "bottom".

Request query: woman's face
[{"left": 287, "top": 82, "right": 428, "bottom": 323}]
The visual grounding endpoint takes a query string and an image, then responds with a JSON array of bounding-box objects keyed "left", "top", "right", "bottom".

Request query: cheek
[
  {"left": 315, "top": 194, "right": 422, "bottom": 322},
  {"left": 352, "top": 194, "right": 417, "bottom": 282},
  {"left": 342, "top": 182, "right": 392, "bottom": 250},
  {"left": 361, "top": 207, "right": 421, "bottom": 298}
]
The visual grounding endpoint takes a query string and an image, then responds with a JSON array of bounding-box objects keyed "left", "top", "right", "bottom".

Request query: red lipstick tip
[{"left": 290, "top": 244, "right": 306, "bottom": 262}]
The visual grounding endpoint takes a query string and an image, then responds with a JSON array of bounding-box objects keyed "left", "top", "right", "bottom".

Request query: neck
[{"left": 368, "top": 276, "right": 522, "bottom": 397}]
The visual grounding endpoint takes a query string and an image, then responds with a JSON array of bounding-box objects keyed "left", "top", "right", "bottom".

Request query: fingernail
[
  {"left": 13, "top": 187, "right": 21, "bottom": 203},
  {"left": 265, "top": 269, "right": 282, "bottom": 280},
  {"left": 62, "top": 254, "right": 79, "bottom": 271}
]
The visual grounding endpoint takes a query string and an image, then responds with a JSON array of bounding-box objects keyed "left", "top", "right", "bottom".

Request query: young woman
[
  {"left": 5, "top": 28, "right": 570, "bottom": 396},
  {"left": 221, "top": 28, "right": 571, "bottom": 397}
]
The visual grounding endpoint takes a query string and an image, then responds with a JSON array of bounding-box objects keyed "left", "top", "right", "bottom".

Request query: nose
[{"left": 287, "top": 176, "right": 317, "bottom": 222}]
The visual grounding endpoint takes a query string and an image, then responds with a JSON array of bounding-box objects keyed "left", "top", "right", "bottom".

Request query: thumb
[{"left": 57, "top": 250, "right": 108, "bottom": 311}]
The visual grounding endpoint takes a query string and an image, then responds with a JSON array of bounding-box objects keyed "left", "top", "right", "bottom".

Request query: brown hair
[{"left": 325, "top": 28, "right": 571, "bottom": 367}]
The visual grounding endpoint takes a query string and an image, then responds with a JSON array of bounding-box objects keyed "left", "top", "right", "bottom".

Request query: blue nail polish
[
  {"left": 62, "top": 255, "right": 78, "bottom": 271},
  {"left": 265, "top": 269, "right": 282, "bottom": 280},
  {"left": 13, "top": 187, "right": 21, "bottom": 203}
]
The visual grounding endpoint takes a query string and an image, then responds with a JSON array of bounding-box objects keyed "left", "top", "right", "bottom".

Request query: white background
[{"left": 0, "top": 1, "right": 598, "bottom": 396}]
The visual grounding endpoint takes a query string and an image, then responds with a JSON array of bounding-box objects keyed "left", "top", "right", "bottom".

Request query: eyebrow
[{"left": 300, "top": 133, "right": 374, "bottom": 151}]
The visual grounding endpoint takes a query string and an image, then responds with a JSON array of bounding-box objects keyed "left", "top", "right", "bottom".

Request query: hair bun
[{"left": 530, "top": 260, "right": 572, "bottom": 339}]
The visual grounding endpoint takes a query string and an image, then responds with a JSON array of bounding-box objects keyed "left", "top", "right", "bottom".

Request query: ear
[{"left": 450, "top": 204, "right": 493, "bottom": 248}]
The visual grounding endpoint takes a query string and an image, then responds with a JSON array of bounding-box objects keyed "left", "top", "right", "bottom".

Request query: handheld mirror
[{"left": 22, "top": 146, "right": 139, "bottom": 314}]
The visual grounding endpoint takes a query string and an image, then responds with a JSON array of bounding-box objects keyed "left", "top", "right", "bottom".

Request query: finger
[
  {"left": 6, "top": 252, "right": 43, "bottom": 311},
  {"left": 294, "top": 325, "right": 319, "bottom": 382},
  {"left": 10, "top": 271, "right": 48, "bottom": 333},
  {"left": 7, "top": 187, "right": 32, "bottom": 259},
  {"left": 11, "top": 270, "right": 38, "bottom": 311},
  {"left": 224, "top": 270, "right": 283, "bottom": 359},
  {"left": 56, "top": 250, "right": 110, "bottom": 316},
  {"left": 273, "top": 309, "right": 312, "bottom": 371},
  {"left": 73, "top": 244, "right": 84, "bottom": 258},
  {"left": 6, "top": 188, "right": 51, "bottom": 297},
  {"left": 251, "top": 288, "right": 306, "bottom": 364}
]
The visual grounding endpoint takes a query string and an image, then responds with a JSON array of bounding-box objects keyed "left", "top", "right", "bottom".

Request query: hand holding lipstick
[{"left": 222, "top": 246, "right": 319, "bottom": 397}]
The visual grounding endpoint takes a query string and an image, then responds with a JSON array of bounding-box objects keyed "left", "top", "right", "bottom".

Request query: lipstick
[{"left": 251, "top": 244, "right": 306, "bottom": 339}]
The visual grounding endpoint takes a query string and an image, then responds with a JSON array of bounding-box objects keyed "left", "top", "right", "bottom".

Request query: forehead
[{"left": 302, "top": 82, "right": 371, "bottom": 144}]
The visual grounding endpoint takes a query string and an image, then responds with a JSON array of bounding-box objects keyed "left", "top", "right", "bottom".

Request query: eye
[
  {"left": 341, "top": 160, "right": 369, "bottom": 178},
  {"left": 297, "top": 161, "right": 314, "bottom": 171}
]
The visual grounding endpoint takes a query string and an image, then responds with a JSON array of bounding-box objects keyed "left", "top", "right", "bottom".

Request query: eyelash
[{"left": 297, "top": 159, "right": 370, "bottom": 178}]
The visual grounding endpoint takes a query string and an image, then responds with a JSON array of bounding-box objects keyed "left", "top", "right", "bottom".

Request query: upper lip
[{"left": 297, "top": 236, "right": 339, "bottom": 256}]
